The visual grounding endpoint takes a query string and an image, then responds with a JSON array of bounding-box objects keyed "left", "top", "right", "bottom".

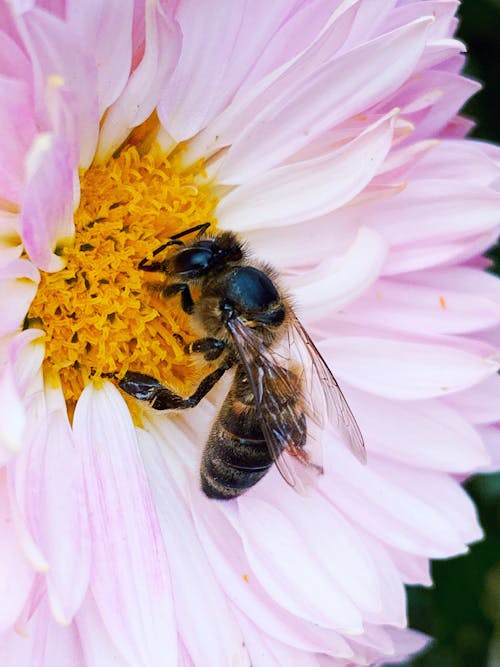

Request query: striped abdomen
[{"left": 200, "top": 367, "right": 305, "bottom": 499}]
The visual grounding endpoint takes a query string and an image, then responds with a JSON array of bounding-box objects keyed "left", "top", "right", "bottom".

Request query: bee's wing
[
  {"left": 287, "top": 313, "right": 366, "bottom": 465},
  {"left": 226, "top": 317, "right": 324, "bottom": 493}
]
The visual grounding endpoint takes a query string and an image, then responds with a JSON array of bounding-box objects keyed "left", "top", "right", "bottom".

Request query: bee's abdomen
[{"left": 200, "top": 378, "right": 273, "bottom": 500}]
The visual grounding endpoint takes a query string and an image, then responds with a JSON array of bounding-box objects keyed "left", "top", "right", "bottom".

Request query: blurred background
[{"left": 406, "top": 1, "right": 500, "bottom": 665}]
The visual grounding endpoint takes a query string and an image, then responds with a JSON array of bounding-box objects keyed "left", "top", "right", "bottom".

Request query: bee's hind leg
[{"left": 119, "top": 356, "right": 234, "bottom": 410}]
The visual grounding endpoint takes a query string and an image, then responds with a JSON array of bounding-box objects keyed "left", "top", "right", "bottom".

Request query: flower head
[{"left": 0, "top": 1, "right": 499, "bottom": 665}]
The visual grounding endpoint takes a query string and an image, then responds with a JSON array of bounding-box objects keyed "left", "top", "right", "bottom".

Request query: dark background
[{"left": 406, "top": 1, "right": 500, "bottom": 665}]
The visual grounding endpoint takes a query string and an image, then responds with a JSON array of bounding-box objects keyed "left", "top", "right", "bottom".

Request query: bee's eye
[{"left": 173, "top": 247, "right": 213, "bottom": 277}]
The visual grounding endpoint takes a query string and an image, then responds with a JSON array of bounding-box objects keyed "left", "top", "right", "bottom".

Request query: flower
[{"left": 0, "top": 1, "right": 499, "bottom": 665}]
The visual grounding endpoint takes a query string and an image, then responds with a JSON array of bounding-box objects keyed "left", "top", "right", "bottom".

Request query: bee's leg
[
  {"left": 168, "top": 221, "right": 211, "bottom": 242},
  {"left": 161, "top": 282, "right": 195, "bottom": 314},
  {"left": 191, "top": 338, "right": 226, "bottom": 361},
  {"left": 174, "top": 335, "right": 226, "bottom": 361},
  {"left": 119, "top": 357, "right": 234, "bottom": 410},
  {"left": 140, "top": 223, "right": 212, "bottom": 271}
]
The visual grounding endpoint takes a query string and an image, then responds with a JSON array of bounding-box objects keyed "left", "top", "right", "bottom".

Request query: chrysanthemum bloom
[{"left": 0, "top": 1, "right": 499, "bottom": 665}]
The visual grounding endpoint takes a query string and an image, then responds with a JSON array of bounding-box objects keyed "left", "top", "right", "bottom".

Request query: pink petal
[
  {"left": 235, "top": 611, "right": 322, "bottom": 667},
  {"left": 0, "top": 330, "right": 44, "bottom": 464},
  {"left": 383, "top": 1, "right": 459, "bottom": 40},
  {"left": 21, "top": 133, "right": 76, "bottom": 272},
  {"left": 0, "top": 600, "right": 85, "bottom": 667},
  {"left": 477, "top": 426, "right": 500, "bottom": 472},
  {"left": 159, "top": 0, "right": 293, "bottom": 143},
  {"left": 7, "top": 328, "right": 45, "bottom": 397},
  {"left": 0, "top": 76, "right": 36, "bottom": 203},
  {"left": 0, "top": 358, "right": 26, "bottom": 463},
  {"left": 216, "top": 111, "right": 397, "bottom": 230},
  {"left": 246, "top": 478, "right": 405, "bottom": 626},
  {"left": 16, "top": 6, "right": 99, "bottom": 167},
  {"left": 238, "top": 0, "right": 352, "bottom": 95},
  {"left": 0, "top": 212, "right": 23, "bottom": 266},
  {"left": 367, "top": 179, "right": 500, "bottom": 246},
  {"left": 237, "top": 495, "right": 364, "bottom": 633},
  {"left": 382, "top": 230, "right": 499, "bottom": 275},
  {"left": 190, "top": 485, "right": 353, "bottom": 657},
  {"left": 139, "top": 428, "right": 250, "bottom": 667},
  {"left": 214, "top": 17, "right": 433, "bottom": 183},
  {"left": 320, "top": 335, "right": 499, "bottom": 399},
  {"left": 66, "top": 0, "right": 134, "bottom": 115},
  {"left": 388, "top": 547, "right": 432, "bottom": 586},
  {"left": 96, "top": 0, "right": 180, "bottom": 162},
  {"left": 346, "top": 388, "right": 490, "bottom": 472},
  {"left": 396, "top": 72, "right": 480, "bottom": 142},
  {"left": 340, "top": 0, "right": 397, "bottom": 48},
  {"left": 10, "top": 402, "right": 90, "bottom": 624},
  {"left": 340, "top": 277, "right": 500, "bottom": 335},
  {"left": 76, "top": 593, "right": 137, "bottom": 667},
  {"left": 322, "top": 445, "right": 480, "bottom": 557},
  {"left": 0, "top": 471, "right": 35, "bottom": 632},
  {"left": 377, "top": 627, "right": 430, "bottom": 665},
  {"left": 185, "top": 0, "right": 362, "bottom": 165},
  {"left": 0, "top": 21, "right": 31, "bottom": 80},
  {"left": 73, "top": 381, "right": 176, "bottom": 667},
  {"left": 444, "top": 374, "right": 500, "bottom": 425}
]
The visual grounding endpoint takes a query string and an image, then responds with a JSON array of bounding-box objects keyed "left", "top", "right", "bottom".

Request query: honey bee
[{"left": 120, "top": 223, "right": 366, "bottom": 499}]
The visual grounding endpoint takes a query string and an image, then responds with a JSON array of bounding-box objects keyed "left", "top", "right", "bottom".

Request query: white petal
[{"left": 289, "top": 226, "right": 387, "bottom": 316}]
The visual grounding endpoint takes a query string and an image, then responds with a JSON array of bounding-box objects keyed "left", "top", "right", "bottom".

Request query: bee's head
[{"left": 171, "top": 234, "right": 243, "bottom": 280}]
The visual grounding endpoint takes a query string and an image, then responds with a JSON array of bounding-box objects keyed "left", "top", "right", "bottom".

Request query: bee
[{"left": 119, "top": 223, "right": 366, "bottom": 499}]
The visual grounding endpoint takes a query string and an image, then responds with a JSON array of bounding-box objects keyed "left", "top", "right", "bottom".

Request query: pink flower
[{"left": 0, "top": 1, "right": 499, "bottom": 665}]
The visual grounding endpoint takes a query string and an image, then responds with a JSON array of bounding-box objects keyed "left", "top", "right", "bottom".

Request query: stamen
[{"left": 27, "top": 144, "right": 218, "bottom": 412}]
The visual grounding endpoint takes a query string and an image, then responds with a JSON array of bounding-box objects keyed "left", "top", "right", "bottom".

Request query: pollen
[{"left": 26, "top": 143, "right": 218, "bottom": 414}]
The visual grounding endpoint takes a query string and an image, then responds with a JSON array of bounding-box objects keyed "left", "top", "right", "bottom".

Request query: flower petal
[
  {"left": 367, "top": 180, "right": 500, "bottom": 246},
  {"left": 444, "top": 374, "right": 500, "bottom": 425},
  {"left": 21, "top": 133, "right": 76, "bottom": 271},
  {"left": 213, "top": 17, "right": 433, "bottom": 183},
  {"left": 289, "top": 226, "right": 388, "bottom": 316},
  {"left": 0, "top": 76, "right": 36, "bottom": 203},
  {"left": 10, "top": 404, "right": 91, "bottom": 624},
  {"left": 320, "top": 335, "right": 499, "bottom": 399},
  {"left": 73, "top": 381, "right": 176, "bottom": 667},
  {"left": 237, "top": 495, "right": 364, "bottom": 634},
  {"left": 66, "top": 0, "right": 134, "bottom": 115},
  {"left": 96, "top": 0, "right": 180, "bottom": 162},
  {"left": 76, "top": 593, "right": 136, "bottom": 667},
  {"left": 346, "top": 388, "right": 489, "bottom": 472},
  {"left": 139, "top": 427, "right": 250, "bottom": 667},
  {"left": 340, "top": 276, "right": 500, "bottom": 335},
  {"left": 322, "top": 445, "right": 481, "bottom": 557},
  {"left": 0, "top": 258, "right": 39, "bottom": 335},
  {"left": 0, "top": 470, "right": 34, "bottom": 632},
  {"left": 0, "top": 600, "right": 85, "bottom": 667},
  {"left": 16, "top": 6, "right": 99, "bottom": 167},
  {"left": 247, "top": 478, "right": 405, "bottom": 625},
  {"left": 216, "top": 111, "right": 397, "bottom": 231}
]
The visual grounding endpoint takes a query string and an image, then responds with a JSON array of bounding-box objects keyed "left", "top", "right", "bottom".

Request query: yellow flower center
[{"left": 27, "top": 142, "right": 218, "bottom": 414}]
